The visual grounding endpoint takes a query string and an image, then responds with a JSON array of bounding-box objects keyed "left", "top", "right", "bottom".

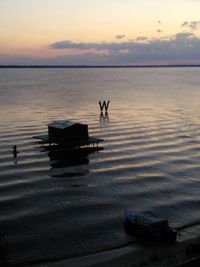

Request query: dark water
[{"left": 1, "top": 67, "right": 200, "bottom": 264}]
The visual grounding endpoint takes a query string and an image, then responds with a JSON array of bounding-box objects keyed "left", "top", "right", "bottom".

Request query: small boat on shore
[{"left": 124, "top": 210, "right": 177, "bottom": 243}]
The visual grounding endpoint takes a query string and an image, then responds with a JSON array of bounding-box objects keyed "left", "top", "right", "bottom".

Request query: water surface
[{"left": 1, "top": 67, "right": 200, "bottom": 264}]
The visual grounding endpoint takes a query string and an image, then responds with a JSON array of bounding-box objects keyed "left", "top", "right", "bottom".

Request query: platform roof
[{"left": 48, "top": 120, "right": 76, "bottom": 129}]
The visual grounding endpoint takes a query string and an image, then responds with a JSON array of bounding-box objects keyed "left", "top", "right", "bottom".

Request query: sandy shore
[{"left": 29, "top": 225, "right": 200, "bottom": 267}]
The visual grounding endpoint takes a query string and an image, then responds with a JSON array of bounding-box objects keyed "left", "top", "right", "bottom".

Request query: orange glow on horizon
[{"left": 1, "top": 0, "right": 200, "bottom": 64}]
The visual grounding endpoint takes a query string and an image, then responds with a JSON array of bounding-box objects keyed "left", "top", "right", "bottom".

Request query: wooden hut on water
[
  {"left": 48, "top": 120, "right": 89, "bottom": 145},
  {"left": 34, "top": 120, "right": 103, "bottom": 149}
]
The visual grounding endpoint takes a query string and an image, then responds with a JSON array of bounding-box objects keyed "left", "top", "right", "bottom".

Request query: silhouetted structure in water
[
  {"left": 99, "top": 100, "right": 110, "bottom": 113},
  {"left": 33, "top": 120, "right": 104, "bottom": 148},
  {"left": 13, "top": 145, "right": 17, "bottom": 158},
  {"left": 99, "top": 100, "right": 110, "bottom": 124},
  {"left": 48, "top": 121, "right": 89, "bottom": 145}
]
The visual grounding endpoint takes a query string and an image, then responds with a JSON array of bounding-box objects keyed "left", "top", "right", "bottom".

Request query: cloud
[
  {"left": 51, "top": 40, "right": 92, "bottom": 50},
  {"left": 51, "top": 40, "right": 119, "bottom": 51},
  {"left": 116, "top": 34, "right": 126, "bottom": 40},
  {"left": 182, "top": 21, "right": 200, "bottom": 31},
  {"left": 50, "top": 40, "right": 136, "bottom": 53},
  {"left": 2, "top": 31, "right": 200, "bottom": 65},
  {"left": 48, "top": 32, "right": 200, "bottom": 65},
  {"left": 175, "top": 32, "right": 195, "bottom": 39},
  {"left": 136, "top": 36, "right": 149, "bottom": 41},
  {"left": 50, "top": 32, "right": 199, "bottom": 54}
]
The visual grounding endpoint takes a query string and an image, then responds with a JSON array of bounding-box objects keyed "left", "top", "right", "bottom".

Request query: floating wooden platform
[{"left": 33, "top": 134, "right": 104, "bottom": 148}]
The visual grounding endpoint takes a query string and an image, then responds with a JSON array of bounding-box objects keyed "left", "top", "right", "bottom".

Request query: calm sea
[{"left": 1, "top": 67, "right": 200, "bottom": 264}]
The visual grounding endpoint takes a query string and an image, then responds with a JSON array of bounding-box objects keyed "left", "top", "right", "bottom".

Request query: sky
[{"left": 1, "top": 0, "right": 200, "bottom": 65}]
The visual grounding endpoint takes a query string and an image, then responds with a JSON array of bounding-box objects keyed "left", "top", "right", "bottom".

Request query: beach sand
[{"left": 31, "top": 226, "right": 200, "bottom": 267}]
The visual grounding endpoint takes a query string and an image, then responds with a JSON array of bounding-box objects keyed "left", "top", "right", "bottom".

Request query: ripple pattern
[{"left": 1, "top": 68, "right": 200, "bottom": 264}]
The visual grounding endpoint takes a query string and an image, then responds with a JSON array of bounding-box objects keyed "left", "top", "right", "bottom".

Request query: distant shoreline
[{"left": 0, "top": 64, "right": 200, "bottom": 69}]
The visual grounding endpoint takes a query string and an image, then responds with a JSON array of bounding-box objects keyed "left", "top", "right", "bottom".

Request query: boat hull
[{"left": 124, "top": 210, "right": 177, "bottom": 243}]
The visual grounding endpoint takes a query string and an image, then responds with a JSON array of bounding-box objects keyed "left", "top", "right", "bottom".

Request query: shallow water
[{"left": 1, "top": 67, "right": 200, "bottom": 264}]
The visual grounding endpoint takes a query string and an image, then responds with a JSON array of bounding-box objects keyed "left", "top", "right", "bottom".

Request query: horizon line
[{"left": 1, "top": 64, "right": 200, "bottom": 69}]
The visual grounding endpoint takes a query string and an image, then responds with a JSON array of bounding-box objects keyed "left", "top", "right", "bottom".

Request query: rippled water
[{"left": 1, "top": 67, "right": 200, "bottom": 264}]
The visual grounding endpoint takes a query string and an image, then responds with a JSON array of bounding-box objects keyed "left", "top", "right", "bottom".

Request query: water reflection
[
  {"left": 2, "top": 68, "right": 200, "bottom": 264},
  {"left": 12, "top": 145, "right": 18, "bottom": 165},
  {"left": 48, "top": 148, "right": 90, "bottom": 168},
  {"left": 41, "top": 145, "right": 104, "bottom": 177},
  {"left": 100, "top": 112, "right": 109, "bottom": 125}
]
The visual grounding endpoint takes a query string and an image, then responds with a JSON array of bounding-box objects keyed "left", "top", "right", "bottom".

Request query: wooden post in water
[{"left": 13, "top": 145, "right": 17, "bottom": 158}]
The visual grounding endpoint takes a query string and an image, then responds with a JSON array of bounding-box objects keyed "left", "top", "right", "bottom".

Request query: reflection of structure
[
  {"left": 48, "top": 146, "right": 103, "bottom": 168},
  {"left": 13, "top": 145, "right": 18, "bottom": 164},
  {"left": 100, "top": 112, "right": 109, "bottom": 124}
]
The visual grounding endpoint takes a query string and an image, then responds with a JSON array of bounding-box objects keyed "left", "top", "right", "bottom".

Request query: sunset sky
[{"left": 1, "top": 0, "right": 200, "bottom": 65}]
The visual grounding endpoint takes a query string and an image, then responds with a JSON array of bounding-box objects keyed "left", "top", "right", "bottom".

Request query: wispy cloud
[
  {"left": 2, "top": 29, "right": 200, "bottom": 65},
  {"left": 50, "top": 31, "right": 199, "bottom": 51},
  {"left": 175, "top": 32, "right": 195, "bottom": 39},
  {"left": 115, "top": 34, "right": 126, "bottom": 40},
  {"left": 182, "top": 21, "right": 200, "bottom": 31},
  {"left": 136, "top": 36, "right": 149, "bottom": 41},
  {"left": 48, "top": 32, "right": 200, "bottom": 65}
]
